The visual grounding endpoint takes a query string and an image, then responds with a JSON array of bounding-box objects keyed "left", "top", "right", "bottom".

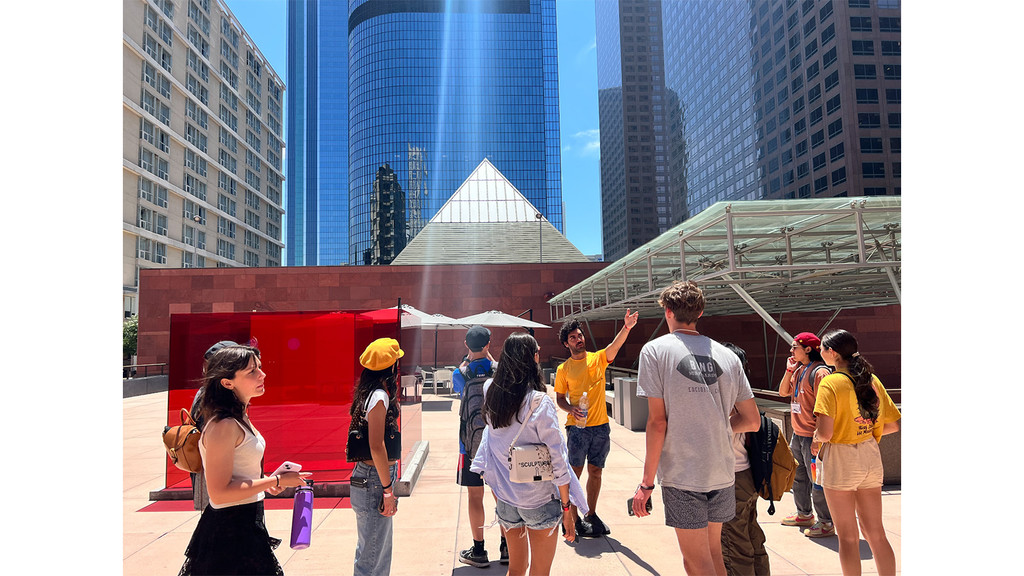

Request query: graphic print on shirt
[{"left": 675, "top": 354, "right": 723, "bottom": 392}]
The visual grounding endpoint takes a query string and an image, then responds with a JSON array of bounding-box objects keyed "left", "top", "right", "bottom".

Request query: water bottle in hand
[
  {"left": 290, "top": 480, "right": 314, "bottom": 549},
  {"left": 576, "top": 392, "right": 589, "bottom": 429}
]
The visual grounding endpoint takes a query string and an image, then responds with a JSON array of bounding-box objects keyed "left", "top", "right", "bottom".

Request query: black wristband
[
  {"left": 381, "top": 481, "right": 393, "bottom": 491},
  {"left": 639, "top": 483, "right": 655, "bottom": 491}
]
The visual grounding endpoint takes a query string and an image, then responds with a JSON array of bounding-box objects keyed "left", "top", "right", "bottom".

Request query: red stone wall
[{"left": 139, "top": 264, "right": 899, "bottom": 396}]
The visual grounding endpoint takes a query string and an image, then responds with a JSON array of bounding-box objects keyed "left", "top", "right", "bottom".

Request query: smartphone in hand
[{"left": 627, "top": 495, "right": 653, "bottom": 516}]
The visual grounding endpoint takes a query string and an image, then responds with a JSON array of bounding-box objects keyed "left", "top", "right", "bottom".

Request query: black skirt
[{"left": 179, "top": 500, "right": 284, "bottom": 576}]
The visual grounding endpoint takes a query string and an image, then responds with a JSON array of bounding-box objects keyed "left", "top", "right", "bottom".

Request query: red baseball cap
[{"left": 794, "top": 332, "right": 821, "bottom": 350}]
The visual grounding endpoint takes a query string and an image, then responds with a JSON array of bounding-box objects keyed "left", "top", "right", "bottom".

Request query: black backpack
[
  {"left": 458, "top": 366, "right": 493, "bottom": 459},
  {"left": 745, "top": 412, "right": 798, "bottom": 515}
]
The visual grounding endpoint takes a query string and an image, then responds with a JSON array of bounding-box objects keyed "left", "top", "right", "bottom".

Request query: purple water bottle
[{"left": 290, "top": 480, "right": 313, "bottom": 549}]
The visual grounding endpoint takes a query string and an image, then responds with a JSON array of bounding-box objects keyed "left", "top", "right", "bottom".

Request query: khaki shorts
[{"left": 820, "top": 440, "right": 884, "bottom": 491}]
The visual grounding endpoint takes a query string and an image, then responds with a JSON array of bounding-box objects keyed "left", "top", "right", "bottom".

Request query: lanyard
[{"left": 793, "top": 363, "right": 814, "bottom": 398}]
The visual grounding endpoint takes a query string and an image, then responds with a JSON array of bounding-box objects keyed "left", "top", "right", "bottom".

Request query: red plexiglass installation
[{"left": 162, "top": 310, "right": 421, "bottom": 492}]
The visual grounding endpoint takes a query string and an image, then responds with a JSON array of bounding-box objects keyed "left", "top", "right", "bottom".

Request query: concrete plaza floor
[{"left": 124, "top": 390, "right": 900, "bottom": 575}]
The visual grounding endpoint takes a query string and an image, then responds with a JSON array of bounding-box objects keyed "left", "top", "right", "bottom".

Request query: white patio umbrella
[
  {"left": 454, "top": 310, "right": 550, "bottom": 329},
  {"left": 388, "top": 305, "right": 465, "bottom": 367}
]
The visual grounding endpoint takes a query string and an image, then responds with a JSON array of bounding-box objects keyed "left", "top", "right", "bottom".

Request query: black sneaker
[
  {"left": 585, "top": 514, "right": 611, "bottom": 536},
  {"left": 458, "top": 547, "right": 489, "bottom": 568},
  {"left": 575, "top": 516, "right": 595, "bottom": 538},
  {"left": 499, "top": 540, "right": 508, "bottom": 564}
]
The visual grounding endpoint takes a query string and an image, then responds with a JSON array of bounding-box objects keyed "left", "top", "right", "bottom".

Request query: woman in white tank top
[{"left": 179, "top": 345, "right": 311, "bottom": 576}]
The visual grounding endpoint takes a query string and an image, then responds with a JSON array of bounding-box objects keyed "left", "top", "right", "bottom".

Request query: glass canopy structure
[{"left": 548, "top": 197, "right": 901, "bottom": 341}]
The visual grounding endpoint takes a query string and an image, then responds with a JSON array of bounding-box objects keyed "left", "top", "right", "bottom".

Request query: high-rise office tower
[
  {"left": 123, "top": 0, "right": 286, "bottom": 317},
  {"left": 595, "top": 0, "right": 673, "bottom": 262},
  {"left": 288, "top": 0, "right": 563, "bottom": 266},
  {"left": 596, "top": 0, "right": 901, "bottom": 261},
  {"left": 743, "top": 0, "right": 902, "bottom": 201}
]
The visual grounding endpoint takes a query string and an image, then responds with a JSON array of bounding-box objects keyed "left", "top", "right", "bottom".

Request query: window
[
  {"left": 797, "top": 162, "right": 810, "bottom": 179},
  {"left": 888, "top": 112, "right": 901, "bottom": 128},
  {"left": 892, "top": 162, "right": 901, "bottom": 178},
  {"left": 805, "top": 39, "right": 818, "bottom": 59},
  {"left": 185, "top": 123, "right": 207, "bottom": 152},
  {"left": 852, "top": 40, "right": 874, "bottom": 55},
  {"left": 217, "top": 238, "right": 235, "bottom": 260},
  {"left": 803, "top": 16, "right": 817, "bottom": 38},
  {"left": 218, "top": 194, "right": 237, "bottom": 216},
  {"left": 219, "top": 105, "right": 238, "bottom": 132},
  {"left": 808, "top": 84, "right": 822, "bottom": 103},
  {"left": 793, "top": 96, "right": 805, "bottom": 114},
  {"left": 820, "top": 1, "right": 834, "bottom": 20},
  {"left": 824, "top": 70, "right": 840, "bottom": 91},
  {"left": 220, "top": 61, "right": 238, "bottom": 90},
  {"left": 831, "top": 166, "right": 847, "bottom": 185},
  {"left": 799, "top": 184, "right": 811, "bottom": 198},
  {"left": 814, "top": 176, "right": 828, "bottom": 193},
  {"left": 187, "top": 74, "right": 208, "bottom": 105},
  {"left": 860, "top": 137, "right": 883, "bottom": 153},
  {"left": 810, "top": 106, "right": 823, "bottom": 126},
  {"left": 218, "top": 216, "right": 236, "bottom": 239},
  {"left": 187, "top": 50, "right": 209, "bottom": 82},
  {"left": 219, "top": 127, "right": 238, "bottom": 153},
  {"left": 794, "top": 117, "right": 807, "bottom": 134},
  {"left": 219, "top": 149, "right": 237, "bottom": 174},
  {"left": 884, "top": 64, "right": 901, "bottom": 80},
  {"left": 796, "top": 139, "right": 808, "bottom": 157},
  {"left": 826, "top": 94, "right": 841, "bottom": 115},
  {"left": 886, "top": 88, "right": 901, "bottom": 104},
  {"left": 857, "top": 88, "right": 879, "bottom": 104},
  {"left": 187, "top": 24, "right": 209, "bottom": 58},
  {"left": 811, "top": 130, "right": 825, "bottom": 149},
  {"left": 879, "top": 17, "right": 900, "bottom": 32},
  {"left": 864, "top": 187, "right": 886, "bottom": 196},
  {"left": 185, "top": 99, "right": 208, "bottom": 129},
  {"left": 822, "top": 46, "right": 837, "bottom": 69},
  {"left": 850, "top": 16, "right": 872, "bottom": 32},
  {"left": 827, "top": 118, "right": 843, "bottom": 138},
  {"left": 806, "top": 61, "right": 820, "bottom": 80},
  {"left": 821, "top": 23, "right": 835, "bottom": 45},
  {"left": 792, "top": 75, "right": 804, "bottom": 92},
  {"left": 849, "top": 0, "right": 870, "bottom": 8},
  {"left": 858, "top": 112, "right": 881, "bottom": 128},
  {"left": 219, "top": 172, "right": 237, "bottom": 195},
  {"left": 881, "top": 40, "right": 901, "bottom": 56},
  {"left": 863, "top": 162, "right": 886, "bottom": 178},
  {"left": 829, "top": 142, "right": 845, "bottom": 162},
  {"left": 184, "top": 173, "right": 207, "bottom": 201},
  {"left": 854, "top": 64, "right": 877, "bottom": 79},
  {"left": 890, "top": 137, "right": 901, "bottom": 152}
]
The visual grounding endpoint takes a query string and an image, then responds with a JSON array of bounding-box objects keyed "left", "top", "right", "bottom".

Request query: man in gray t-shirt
[{"left": 630, "top": 281, "right": 760, "bottom": 576}]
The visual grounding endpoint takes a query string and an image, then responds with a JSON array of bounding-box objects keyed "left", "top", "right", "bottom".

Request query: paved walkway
[{"left": 125, "top": 390, "right": 900, "bottom": 575}]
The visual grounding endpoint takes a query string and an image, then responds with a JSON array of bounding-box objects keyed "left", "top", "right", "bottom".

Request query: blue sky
[{"left": 223, "top": 0, "right": 603, "bottom": 256}]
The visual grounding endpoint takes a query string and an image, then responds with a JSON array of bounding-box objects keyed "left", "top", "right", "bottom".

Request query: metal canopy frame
[{"left": 548, "top": 197, "right": 901, "bottom": 340}]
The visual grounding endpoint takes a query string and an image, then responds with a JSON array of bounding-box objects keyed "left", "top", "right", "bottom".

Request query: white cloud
[{"left": 571, "top": 129, "right": 600, "bottom": 157}]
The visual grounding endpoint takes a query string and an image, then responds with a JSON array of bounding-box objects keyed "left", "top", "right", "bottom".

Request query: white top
[
  {"left": 199, "top": 418, "right": 266, "bottom": 509},
  {"left": 364, "top": 389, "right": 389, "bottom": 420}
]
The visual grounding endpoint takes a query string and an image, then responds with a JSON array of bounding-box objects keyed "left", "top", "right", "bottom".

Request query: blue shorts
[
  {"left": 566, "top": 423, "right": 611, "bottom": 468},
  {"left": 662, "top": 484, "right": 736, "bottom": 529},
  {"left": 495, "top": 498, "right": 563, "bottom": 531}
]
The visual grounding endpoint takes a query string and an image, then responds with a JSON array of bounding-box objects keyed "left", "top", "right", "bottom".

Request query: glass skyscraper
[
  {"left": 595, "top": 0, "right": 901, "bottom": 261},
  {"left": 288, "top": 0, "right": 563, "bottom": 265}
]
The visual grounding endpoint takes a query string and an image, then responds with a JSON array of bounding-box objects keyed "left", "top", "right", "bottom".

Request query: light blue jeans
[
  {"left": 791, "top": 434, "right": 831, "bottom": 522},
  {"left": 351, "top": 461, "right": 398, "bottom": 576}
]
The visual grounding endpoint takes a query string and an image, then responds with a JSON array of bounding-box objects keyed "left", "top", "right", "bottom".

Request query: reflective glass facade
[{"left": 288, "top": 0, "right": 563, "bottom": 265}]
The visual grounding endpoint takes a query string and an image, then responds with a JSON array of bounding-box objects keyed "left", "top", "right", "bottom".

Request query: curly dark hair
[
  {"left": 558, "top": 317, "right": 582, "bottom": 346},
  {"left": 484, "top": 333, "right": 546, "bottom": 429},
  {"left": 350, "top": 364, "right": 400, "bottom": 430},
  {"left": 199, "top": 345, "right": 261, "bottom": 433},
  {"left": 821, "top": 329, "right": 879, "bottom": 421}
]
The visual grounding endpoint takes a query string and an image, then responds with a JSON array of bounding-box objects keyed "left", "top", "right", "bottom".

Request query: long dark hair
[
  {"left": 821, "top": 329, "right": 879, "bottom": 421},
  {"left": 351, "top": 363, "right": 400, "bottom": 430},
  {"left": 484, "top": 333, "right": 546, "bottom": 429},
  {"left": 199, "top": 345, "right": 261, "bottom": 432}
]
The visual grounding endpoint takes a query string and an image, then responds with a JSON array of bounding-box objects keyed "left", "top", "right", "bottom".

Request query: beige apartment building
[{"left": 123, "top": 0, "right": 285, "bottom": 318}]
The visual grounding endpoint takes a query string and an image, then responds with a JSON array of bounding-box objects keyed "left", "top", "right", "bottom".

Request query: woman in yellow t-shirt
[{"left": 811, "top": 329, "right": 900, "bottom": 576}]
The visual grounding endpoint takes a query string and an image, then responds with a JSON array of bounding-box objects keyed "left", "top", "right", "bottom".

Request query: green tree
[{"left": 123, "top": 315, "right": 138, "bottom": 360}]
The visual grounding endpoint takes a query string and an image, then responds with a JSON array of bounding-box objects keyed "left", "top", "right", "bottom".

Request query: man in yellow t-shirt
[{"left": 554, "top": 309, "right": 638, "bottom": 537}]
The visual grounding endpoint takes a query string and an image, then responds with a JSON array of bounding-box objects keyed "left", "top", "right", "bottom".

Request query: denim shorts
[
  {"left": 566, "top": 423, "right": 611, "bottom": 468},
  {"left": 494, "top": 498, "right": 563, "bottom": 531},
  {"left": 662, "top": 484, "right": 736, "bottom": 529}
]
